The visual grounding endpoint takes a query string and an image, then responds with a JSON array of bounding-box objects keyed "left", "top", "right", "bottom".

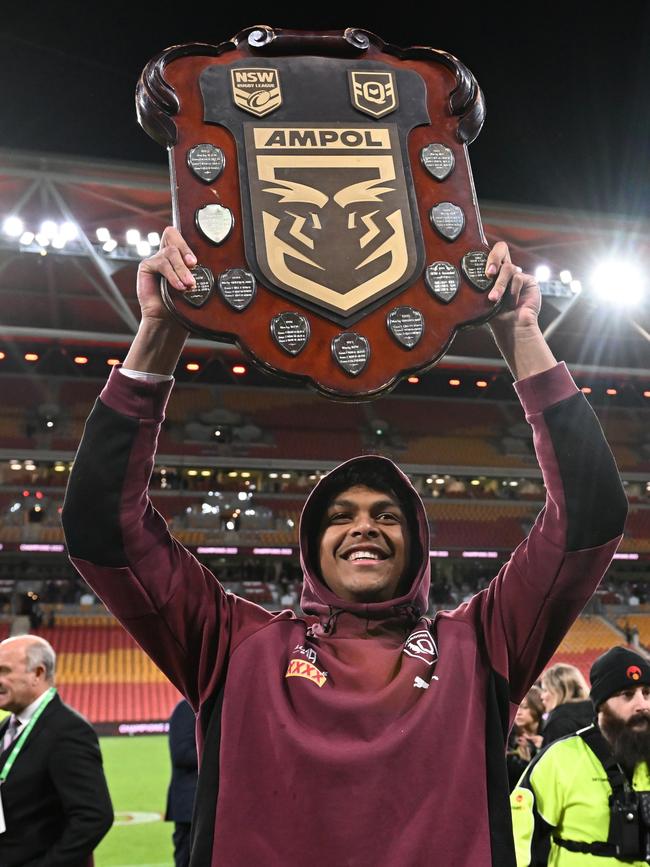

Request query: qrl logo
[
  {"left": 403, "top": 629, "right": 438, "bottom": 666},
  {"left": 349, "top": 71, "right": 398, "bottom": 118},
  {"left": 627, "top": 665, "right": 642, "bottom": 681}
]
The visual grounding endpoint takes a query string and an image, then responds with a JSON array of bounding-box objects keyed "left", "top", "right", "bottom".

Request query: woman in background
[
  {"left": 507, "top": 686, "right": 544, "bottom": 790},
  {"left": 539, "top": 662, "right": 593, "bottom": 746}
]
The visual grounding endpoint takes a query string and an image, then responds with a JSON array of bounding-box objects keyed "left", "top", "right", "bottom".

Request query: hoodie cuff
[
  {"left": 513, "top": 361, "right": 579, "bottom": 415},
  {"left": 99, "top": 364, "right": 174, "bottom": 422}
]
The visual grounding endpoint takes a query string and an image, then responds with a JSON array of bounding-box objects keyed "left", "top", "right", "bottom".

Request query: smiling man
[
  {"left": 317, "top": 476, "right": 410, "bottom": 603},
  {"left": 62, "top": 227, "right": 627, "bottom": 867}
]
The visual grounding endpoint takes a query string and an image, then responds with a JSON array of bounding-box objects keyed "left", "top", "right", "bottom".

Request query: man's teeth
[{"left": 348, "top": 551, "right": 381, "bottom": 561}]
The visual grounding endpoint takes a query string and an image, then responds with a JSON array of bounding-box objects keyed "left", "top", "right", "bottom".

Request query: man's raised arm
[
  {"left": 463, "top": 243, "right": 628, "bottom": 699},
  {"left": 61, "top": 228, "right": 271, "bottom": 707}
]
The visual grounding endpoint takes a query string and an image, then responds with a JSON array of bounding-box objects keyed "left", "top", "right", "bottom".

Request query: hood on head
[{"left": 299, "top": 454, "right": 431, "bottom": 620}]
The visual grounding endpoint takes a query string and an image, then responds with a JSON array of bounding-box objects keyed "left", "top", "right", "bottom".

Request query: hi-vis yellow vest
[{"left": 511, "top": 732, "right": 650, "bottom": 866}]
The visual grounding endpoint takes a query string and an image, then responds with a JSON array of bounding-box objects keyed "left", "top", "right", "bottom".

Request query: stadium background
[{"left": 2, "top": 4, "right": 650, "bottom": 865}]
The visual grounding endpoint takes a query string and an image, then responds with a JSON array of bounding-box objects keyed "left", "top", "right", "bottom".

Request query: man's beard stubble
[{"left": 600, "top": 704, "right": 650, "bottom": 776}]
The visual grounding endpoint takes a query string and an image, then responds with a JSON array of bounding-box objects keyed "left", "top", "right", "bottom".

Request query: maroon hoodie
[{"left": 62, "top": 362, "right": 626, "bottom": 866}]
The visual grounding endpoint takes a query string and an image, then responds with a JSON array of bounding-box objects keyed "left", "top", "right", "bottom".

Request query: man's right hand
[
  {"left": 136, "top": 226, "right": 197, "bottom": 323},
  {"left": 122, "top": 227, "right": 196, "bottom": 375}
]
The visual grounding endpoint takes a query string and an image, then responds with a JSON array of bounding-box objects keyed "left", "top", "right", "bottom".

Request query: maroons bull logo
[{"left": 244, "top": 125, "right": 420, "bottom": 320}]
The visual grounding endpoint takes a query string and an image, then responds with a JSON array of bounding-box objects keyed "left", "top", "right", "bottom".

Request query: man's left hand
[{"left": 485, "top": 241, "right": 541, "bottom": 335}]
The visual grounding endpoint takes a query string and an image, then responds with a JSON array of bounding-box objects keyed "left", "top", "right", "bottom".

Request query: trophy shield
[{"left": 137, "top": 26, "right": 496, "bottom": 400}]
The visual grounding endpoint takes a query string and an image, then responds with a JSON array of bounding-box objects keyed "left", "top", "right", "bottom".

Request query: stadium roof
[{"left": 1, "top": 148, "right": 649, "bottom": 379}]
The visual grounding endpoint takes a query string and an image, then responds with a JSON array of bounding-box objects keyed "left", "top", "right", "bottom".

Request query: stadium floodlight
[
  {"left": 19, "top": 231, "right": 35, "bottom": 246},
  {"left": 35, "top": 233, "right": 50, "bottom": 247},
  {"left": 51, "top": 236, "right": 66, "bottom": 249},
  {"left": 559, "top": 270, "right": 572, "bottom": 284},
  {"left": 535, "top": 265, "right": 551, "bottom": 282},
  {"left": 3, "top": 216, "right": 24, "bottom": 237},
  {"left": 40, "top": 220, "right": 58, "bottom": 239},
  {"left": 570, "top": 279, "right": 582, "bottom": 294},
  {"left": 96, "top": 227, "right": 111, "bottom": 242},
  {"left": 126, "top": 228, "right": 141, "bottom": 245},
  {"left": 60, "top": 221, "right": 79, "bottom": 241},
  {"left": 147, "top": 231, "right": 161, "bottom": 246},
  {"left": 136, "top": 240, "right": 152, "bottom": 257},
  {"left": 102, "top": 239, "right": 118, "bottom": 253},
  {"left": 591, "top": 260, "right": 645, "bottom": 306}
]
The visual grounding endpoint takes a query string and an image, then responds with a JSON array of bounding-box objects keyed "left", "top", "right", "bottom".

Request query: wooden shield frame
[{"left": 137, "top": 26, "right": 498, "bottom": 400}]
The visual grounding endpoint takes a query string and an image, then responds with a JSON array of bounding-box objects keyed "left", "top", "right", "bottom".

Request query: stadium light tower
[{"left": 591, "top": 260, "right": 646, "bottom": 307}]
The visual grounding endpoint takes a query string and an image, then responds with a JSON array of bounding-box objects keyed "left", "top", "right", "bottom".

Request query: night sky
[{"left": 3, "top": 2, "right": 650, "bottom": 218}]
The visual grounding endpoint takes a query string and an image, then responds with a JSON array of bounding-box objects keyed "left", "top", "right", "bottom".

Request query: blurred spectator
[
  {"left": 511, "top": 647, "right": 650, "bottom": 865},
  {"left": 0, "top": 635, "right": 112, "bottom": 866},
  {"left": 507, "top": 686, "right": 544, "bottom": 790},
  {"left": 165, "top": 699, "right": 198, "bottom": 867},
  {"left": 540, "top": 663, "right": 593, "bottom": 746}
]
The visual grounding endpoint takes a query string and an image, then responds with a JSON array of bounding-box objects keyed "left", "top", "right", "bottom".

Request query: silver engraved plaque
[
  {"left": 421, "top": 143, "right": 455, "bottom": 181},
  {"left": 425, "top": 262, "right": 460, "bottom": 304},
  {"left": 196, "top": 204, "right": 234, "bottom": 245},
  {"left": 387, "top": 306, "right": 424, "bottom": 349},
  {"left": 166, "top": 265, "right": 214, "bottom": 308},
  {"left": 187, "top": 143, "right": 225, "bottom": 183},
  {"left": 270, "top": 312, "right": 310, "bottom": 356},
  {"left": 218, "top": 268, "right": 256, "bottom": 310},
  {"left": 429, "top": 202, "right": 465, "bottom": 242},
  {"left": 331, "top": 332, "right": 370, "bottom": 376},
  {"left": 462, "top": 251, "right": 494, "bottom": 292}
]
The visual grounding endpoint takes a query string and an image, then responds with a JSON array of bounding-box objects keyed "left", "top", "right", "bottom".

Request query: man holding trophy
[
  {"left": 62, "top": 27, "right": 627, "bottom": 867},
  {"left": 62, "top": 225, "right": 626, "bottom": 867}
]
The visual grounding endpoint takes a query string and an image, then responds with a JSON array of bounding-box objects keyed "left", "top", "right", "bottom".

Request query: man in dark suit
[
  {"left": 165, "top": 699, "right": 198, "bottom": 867},
  {"left": 0, "top": 634, "right": 113, "bottom": 867}
]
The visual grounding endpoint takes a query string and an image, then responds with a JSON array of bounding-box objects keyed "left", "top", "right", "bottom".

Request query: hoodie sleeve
[
  {"left": 463, "top": 362, "right": 627, "bottom": 702},
  {"left": 61, "top": 367, "right": 272, "bottom": 709}
]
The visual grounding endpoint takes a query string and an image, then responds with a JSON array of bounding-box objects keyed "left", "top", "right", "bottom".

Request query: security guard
[{"left": 511, "top": 647, "right": 650, "bottom": 866}]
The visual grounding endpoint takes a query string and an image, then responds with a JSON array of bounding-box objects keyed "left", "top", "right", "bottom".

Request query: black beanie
[{"left": 589, "top": 646, "right": 650, "bottom": 710}]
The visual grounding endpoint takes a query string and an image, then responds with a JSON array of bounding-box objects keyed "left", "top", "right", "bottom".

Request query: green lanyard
[{"left": 0, "top": 687, "right": 57, "bottom": 784}]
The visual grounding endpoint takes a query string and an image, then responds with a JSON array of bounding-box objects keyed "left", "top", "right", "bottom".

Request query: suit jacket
[
  {"left": 0, "top": 692, "right": 113, "bottom": 867},
  {"left": 165, "top": 699, "right": 198, "bottom": 824}
]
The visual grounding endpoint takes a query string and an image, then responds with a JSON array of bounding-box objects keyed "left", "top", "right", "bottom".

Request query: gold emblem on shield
[
  {"left": 230, "top": 68, "right": 282, "bottom": 117},
  {"left": 244, "top": 124, "right": 419, "bottom": 320},
  {"left": 349, "top": 71, "right": 398, "bottom": 118}
]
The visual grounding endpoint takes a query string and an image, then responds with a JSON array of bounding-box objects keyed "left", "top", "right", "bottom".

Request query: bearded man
[{"left": 512, "top": 647, "right": 650, "bottom": 866}]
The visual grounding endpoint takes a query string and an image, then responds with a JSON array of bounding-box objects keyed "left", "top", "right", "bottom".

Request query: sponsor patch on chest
[
  {"left": 402, "top": 628, "right": 438, "bottom": 666},
  {"left": 285, "top": 658, "right": 328, "bottom": 688}
]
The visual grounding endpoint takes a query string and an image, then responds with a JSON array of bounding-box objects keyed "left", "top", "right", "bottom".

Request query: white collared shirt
[{"left": 14, "top": 689, "right": 52, "bottom": 729}]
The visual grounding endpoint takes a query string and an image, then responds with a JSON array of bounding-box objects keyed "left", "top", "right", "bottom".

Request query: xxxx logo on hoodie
[{"left": 285, "top": 658, "right": 328, "bottom": 687}]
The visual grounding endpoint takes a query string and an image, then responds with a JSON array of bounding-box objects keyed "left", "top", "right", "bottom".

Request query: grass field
[{"left": 96, "top": 735, "right": 174, "bottom": 867}]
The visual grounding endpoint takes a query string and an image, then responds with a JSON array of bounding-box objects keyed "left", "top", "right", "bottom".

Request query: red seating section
[
  {"left": 35, "top": 618, "right": 181, "bottom": 723},
  {"left": 549, "top": 615, "right": 623, "bottom": 681}
]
